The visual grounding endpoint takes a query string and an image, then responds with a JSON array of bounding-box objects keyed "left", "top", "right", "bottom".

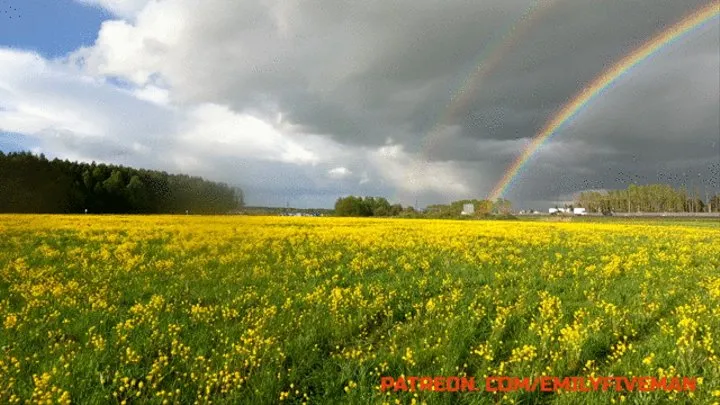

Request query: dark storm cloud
[
  {"left": 179, "top": 0, "right": 718, "bottom": 196},
  {"left": 238, "top": 0, "right": 719, "bottom": 149}
]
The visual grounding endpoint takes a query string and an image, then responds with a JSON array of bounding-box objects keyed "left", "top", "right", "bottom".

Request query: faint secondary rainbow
[
  {"left": 488, "top": 1, "right": 720, "bottom": 201},
  {"left": 405, "top": 0, "right": 561, "bottom": 202},
  {"left": 418, "top": 0, "right": 561, "bottom": 162}
]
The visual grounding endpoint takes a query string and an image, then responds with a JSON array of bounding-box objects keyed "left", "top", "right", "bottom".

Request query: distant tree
[
  {"left": 334, "top": 196, "right": 408, "bottom": 217},
  {"left": 710, "top": 194, "right": 720, "bottom": 213},
  {"left": 494, "top": 198, "right": 512, "bottom": 215},
  {"left": 232, "top": 187, "right": 245, "bottom": 209},
  {"left": 335, "top": 196, "right": 370, "bottom": 217},
  {"left": 0, "top": 152, "right": 244, "bottom": 214},
  {"left": 103, "top": 170, "right": 126, "bottom": 211},
  {"left": 126, "top": 175, "right": 149, "bottom": 212},
  {"left": 82, "top": 169, "right": 93, "bottom": 190},
  {"left": 364, "top": 196, "right": 391, "bottom": 216},
  {"left": 575, "top": 183, "right": 719, "bottom": 214},
  {"left": 476, "top": 200, "right": 493, "bottom": 215}
]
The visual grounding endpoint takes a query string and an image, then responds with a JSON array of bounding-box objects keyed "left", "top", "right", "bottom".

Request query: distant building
[
  {"left": 282, "top": 212, "right": 316, "bottom": 217},
  {"left": 461, "top": 203, "right": 475, "bottom": 216},
  {"left": 549, "top": 207, "right": 586, "bottom": 215}
]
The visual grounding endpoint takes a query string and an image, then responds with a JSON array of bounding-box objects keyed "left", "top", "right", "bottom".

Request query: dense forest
[
  {"left": 0, "top": 152, "right": 244, "bottom": 214},
  {"left": 576, "top": 184, "right": 720, "bottom": 213}
]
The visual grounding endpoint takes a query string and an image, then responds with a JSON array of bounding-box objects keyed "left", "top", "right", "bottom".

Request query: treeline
[
  {"left": 241, "top": 206, "right": 334, "bottom": 216},
  {"left": 334, "top": 196, "right": 409, "bottom": 217},
  {"left": 334, "top": 196, "right": 514, "bottom": 218},
  {"left": 0, "top": 151, "right": 244, "bottom": 214},
  {"left": 576, "top": 184, "right": 720, "bottom": 213},
  {"left": 424, "top": 198, "right": 512, "bottom": 218}
]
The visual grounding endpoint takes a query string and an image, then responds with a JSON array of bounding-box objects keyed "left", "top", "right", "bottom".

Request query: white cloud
[
  {"left": 328, "top": 166, "right": 351, "bottom": 178},
  {"left": 176, "top": 103, "right": 320, "bottom": 165},
  {"left": 0, "top": 48, "right": 326, "bottom": 171},
  {"left": 131, "top": 85, "right": 170, "bottom": 106},
  {"left": 75, "top": 0, "right": 152, "bottom": 19},
  {"left": 0, "top": 50, "right": 108, "bottom": 137},
  {"left": 0, "top": 103, "right": 102, "bottom": 137},
  {"left": 359, "top": 171, "right": 370, "bottom": 185},
  {"left": 368, "top": 143, "right": 470, "bottom": 196},
  {"left": 71, "top": 1, "right": 187, "bottom": 85},
  {"left": 1, "top": 47, "right": 475, "bottom": 207}
]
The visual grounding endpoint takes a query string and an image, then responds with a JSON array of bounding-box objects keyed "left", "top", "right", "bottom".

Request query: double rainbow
[{"left": 488, "top": 1, "right": 720, "bottom": 201}]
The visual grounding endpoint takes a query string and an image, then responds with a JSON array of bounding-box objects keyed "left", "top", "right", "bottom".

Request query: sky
[{"left": 0, "top": 0, "right": 718, "bottom": 209}]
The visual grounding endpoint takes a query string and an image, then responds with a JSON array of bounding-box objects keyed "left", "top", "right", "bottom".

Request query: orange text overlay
[{"left": 380, "top": 376, "right": 698, "bottom": 393}]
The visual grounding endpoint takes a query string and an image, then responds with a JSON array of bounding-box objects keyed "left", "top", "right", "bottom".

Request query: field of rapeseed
[{"left": 0, "top": 215, "right": 719, "bottom": 404}]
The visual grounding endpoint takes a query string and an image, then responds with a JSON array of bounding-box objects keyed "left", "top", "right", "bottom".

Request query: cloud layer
[{"left": 1, "top": 0, "right": 718, "bottom": 208}]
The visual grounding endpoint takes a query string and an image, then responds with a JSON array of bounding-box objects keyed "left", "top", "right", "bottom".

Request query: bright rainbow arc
[{"left": 488, "top": 1, "right": 720, "bottom": 201}]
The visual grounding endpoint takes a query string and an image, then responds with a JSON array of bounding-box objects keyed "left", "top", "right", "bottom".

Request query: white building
[
  {"left": 461, "top": 204, "right": 475, "bottom": 216},
  {"left": 549, "top": 207, "right": 586, "bottom": 215}
]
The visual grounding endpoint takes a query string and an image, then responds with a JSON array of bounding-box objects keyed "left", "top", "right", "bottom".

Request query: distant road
[
  {"left": 598, "top": 212, "right": 720, "bottom": 218},
  {"left": 519, "top": 212, "right": 720, "bottom": 218}
]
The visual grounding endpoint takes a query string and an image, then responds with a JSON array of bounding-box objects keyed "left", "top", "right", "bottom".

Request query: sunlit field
[{"left": 0, "top": 215, "right": 719, "bottom": 404}]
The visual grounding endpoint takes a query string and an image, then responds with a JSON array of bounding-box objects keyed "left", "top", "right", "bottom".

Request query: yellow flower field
[{"left": 0, "top": 215, "right": 719, "bottom": 404}]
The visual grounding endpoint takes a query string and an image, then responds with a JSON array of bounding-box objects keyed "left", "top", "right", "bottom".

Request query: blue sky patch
[
  {"left": 0, "top": 132, "right": 41, "bottom": 153},
  {"left": 0, "top": 0, "right": 109, "bottom": 58}
]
